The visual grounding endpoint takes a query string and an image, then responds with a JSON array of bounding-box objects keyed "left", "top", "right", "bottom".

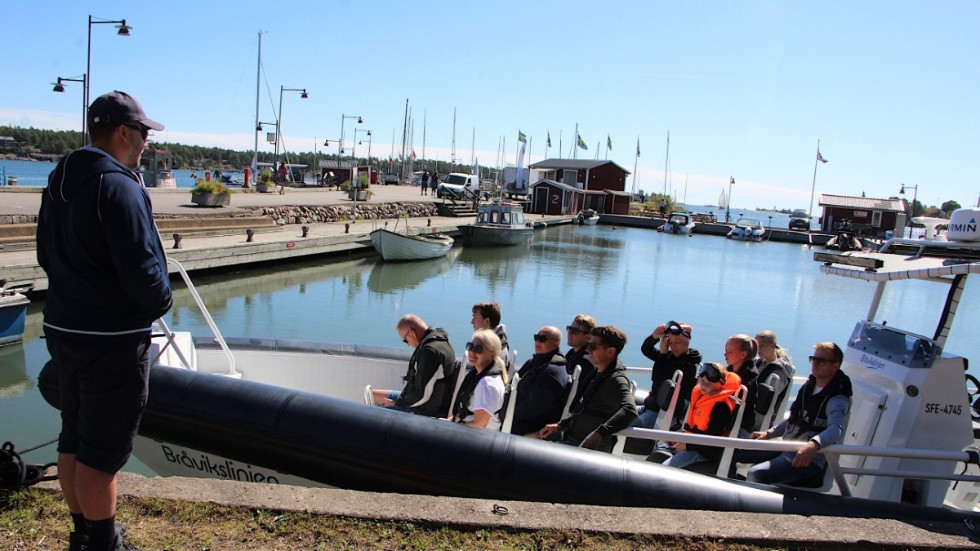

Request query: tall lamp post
[
  {"left": 353, "top": 129, "right": 371, "bottom": 161},
  {"left": 275, "top": 86, "right": 308, "bottom": 178},
  {"left": 339, "top": 114, "right": 363, "bottom": 167},
  {"left": 899, "top": 183, "right": 918, "bottom": 238},
  {"left": 87, "top": 15, "right": 131, "bottom": 146},
  {"left": 52, "top": 75, "right": 87, "bottom": 147}
]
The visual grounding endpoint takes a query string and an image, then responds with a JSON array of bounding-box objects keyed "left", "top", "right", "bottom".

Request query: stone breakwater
[{"left": 252, "top": 202, "right": 440, "bottom": 225}]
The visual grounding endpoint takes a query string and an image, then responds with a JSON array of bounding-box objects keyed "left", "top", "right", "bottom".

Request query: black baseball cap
[{"left": 88, "top": 91, "right": 164, "bottom": 131}]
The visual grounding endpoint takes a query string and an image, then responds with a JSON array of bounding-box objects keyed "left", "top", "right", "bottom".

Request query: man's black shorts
[{"left": 47, "top": 333, "right": 151, "bottom": 474}]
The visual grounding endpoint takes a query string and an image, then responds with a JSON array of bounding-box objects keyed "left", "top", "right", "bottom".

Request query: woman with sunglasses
[
  {"left": 724, "top": 334, "right": 760, "bottom": 437},
  {"left": 662, "top": 362, "right": 738, "bottom": 472},
  {"left": 448, "top": 329, "right": 508, "bottom": 430}
]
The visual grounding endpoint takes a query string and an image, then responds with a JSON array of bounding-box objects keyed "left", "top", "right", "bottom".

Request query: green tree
[{"left": 940, "top": 200, "right": 961, "bottom": 216}]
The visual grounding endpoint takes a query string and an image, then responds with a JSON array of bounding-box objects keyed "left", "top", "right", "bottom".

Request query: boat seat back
[
  {"left": 560, "top": 364, "right": 583, "bottom": 421},
  {"left": 446, "top": 361, "right": 468, "bottom": 416},
  {"left": 499, "top": 371, "right": 522, "bottom": 433}
]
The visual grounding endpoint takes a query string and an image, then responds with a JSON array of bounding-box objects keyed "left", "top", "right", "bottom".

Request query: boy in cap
[{"left": 38, "top": 90, "right": 172, "bottom": 551}]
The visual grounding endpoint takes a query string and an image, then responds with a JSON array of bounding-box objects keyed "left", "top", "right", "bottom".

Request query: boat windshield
[
  {"left": 513, "top": 211, "right": 524, "bottom": 224},
  {"left": 848, "top": 321, "right": 940, "bottom": 369}
]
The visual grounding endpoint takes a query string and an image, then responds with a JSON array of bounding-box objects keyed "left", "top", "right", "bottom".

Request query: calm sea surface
[{"left": 2, "top": 169, "right": 974, "bottom": 475}]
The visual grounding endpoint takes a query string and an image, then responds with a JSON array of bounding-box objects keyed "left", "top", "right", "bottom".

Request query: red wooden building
[
  {"left": 818, "top": 194, "right": 907, "bottom": 237},
  {"left": 526, "top": 159, "right": 631, "bottom": 215}
]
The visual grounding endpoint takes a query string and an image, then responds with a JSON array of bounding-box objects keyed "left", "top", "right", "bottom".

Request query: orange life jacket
[{"left": 683, "top": 385, "right": 737, "bottom": 435}]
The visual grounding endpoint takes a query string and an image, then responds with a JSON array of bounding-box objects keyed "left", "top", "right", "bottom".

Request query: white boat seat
[
  {"left": 363, "top": 384, "right": 374, "bottom": 406},
  {"left": 499, "top": 372, "right": 521, "bottom": 433},
  {"left": 560, "top": 364, "right": 583, "bottom": 421}
]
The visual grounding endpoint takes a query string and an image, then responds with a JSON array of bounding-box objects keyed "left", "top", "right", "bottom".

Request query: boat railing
[
  {"left": 159, "top": 258, "right": 238, "bottom": 377},
  {"left": 613, "top": 426, "right": 980, "bottom": 498}
]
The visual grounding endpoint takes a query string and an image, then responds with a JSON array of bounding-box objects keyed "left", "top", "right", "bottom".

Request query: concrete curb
[{"left": 39, "top": 473, "right": 977, "bottom": 548}]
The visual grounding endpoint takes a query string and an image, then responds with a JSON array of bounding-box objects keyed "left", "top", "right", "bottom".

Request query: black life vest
[
  {"left": 787, "top": 369, "right": 853, "bottom": 437},
  {"left": 452, "top": 361, "right": 503, "bottom": 423}
]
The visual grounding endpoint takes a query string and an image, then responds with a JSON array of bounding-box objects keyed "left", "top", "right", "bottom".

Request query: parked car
[
  {"left": 788, "top": 209, "right": 811, "bottom": 231},
  {"left": 383, "top": 173, "right": 399, "bottom": 185},
  {"left": 436, "top": 173, "right": 481, "bottom": 199}
]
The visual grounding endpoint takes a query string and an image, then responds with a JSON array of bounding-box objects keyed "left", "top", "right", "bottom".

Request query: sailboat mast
[
  {"left": 663, "top": 130, "right": 669, "bottom": 196},
  {"left": 400, "top": 98, "right": 409, "bottom": 180},
  {"left": 421, "top": 109, "right": 426, "bottom": 171},
  {"left": 451, "top": 107, "right": 457, "bottom": 165}
]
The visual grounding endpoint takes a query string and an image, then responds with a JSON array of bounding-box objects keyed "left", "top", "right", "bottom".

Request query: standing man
[
  {"left": 635, "top": 321, "right": 702, "bottom": 430},
  {"left": 539, "top": 326, "right": 637, "bottom": 452},
  {"left": 37, "top": 91, "right": 172, "bottom": 551},
  {"left": 508, "top": 327, "right": 568, "bottom": 436},
  {"left": 746, "top": 342, "right": 852, "bottom": 485},
  {"left": 372, "top": 314, "right": 457, "bottom": 418}
]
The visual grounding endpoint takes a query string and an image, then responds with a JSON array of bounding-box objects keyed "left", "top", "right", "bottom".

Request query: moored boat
[
  {"left": 458, "top": 200, "right": 533, "bottom": 246},
  {"left": 576, "top": 209, "right": 599, "bottom": 226},
  {"left": 728, "top": 218, "right": 765, "bottom": 241},
  {"left": 660, "top": 212, "right": 696, "bottom": 234},
  {"left": 370, "top": 228, "right": 454, "bottom": 261},
  {"left": 0, "top": 283, "right": 31, "bottom": 347}
]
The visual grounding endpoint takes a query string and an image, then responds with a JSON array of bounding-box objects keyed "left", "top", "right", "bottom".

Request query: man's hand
[
  {"left": 538, "top": 423, "right": 559, "bottom": 440},
  {"left": 792, "top": 440, "right": 820, "bottom": 468},
  {"left": 651, "top": 324, "right": 666, "bottom": 339},
  {"left": 672, "top": 441, "right": 687, "bottom": 452},
  {"left": 579, "top": 431, "right": 602, "bottom": 450},
  {"left": 750, "top": 431, "right": 768, "bottom": 440}
]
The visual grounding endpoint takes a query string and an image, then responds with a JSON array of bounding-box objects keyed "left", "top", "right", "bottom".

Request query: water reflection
[
  {"left": 455, "top": 243, "right": 533, "bottom": 289},
  {"left": 367, "top": 254, "right": 455, "bottom": 295},
  {"left": 0, "top": 345, "right": 30, "bottom": 398}
]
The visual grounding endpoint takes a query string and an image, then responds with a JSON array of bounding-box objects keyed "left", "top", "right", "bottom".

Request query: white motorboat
[
  {"left": 458, "top": 200, "right": 533, "bottom": 246},
  {"left": 0, "top": 283, "right": 31, "bottom": 347},
  {"left": 728, "top": 218, "right": 765, "bottom": 241},
  {"left": 34, "top": 209, "right": 980, "bottom": 521},
  {"left": 369, "top": 228, "right": 454, "bottom": 261},
  {"left": 576, "top": 209, "right": 600, "bottom": 226},
  {"left": 660, "top": 212, "right": 696, "bottom": 235}
]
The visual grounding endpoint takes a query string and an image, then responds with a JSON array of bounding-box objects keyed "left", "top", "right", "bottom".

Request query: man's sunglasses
[
  {"left": 566, "top": 325, "right": 585, "bottom": 335},
  {"left": 532, "top": 334, "right": 553, "bottom": 343},
  {"left": 465, "top": 341, "right": 485, "bottom": 353},
  {"left": 586, "top": 341, "right": 605, "bottom": 351},
  {"left": 809, "top": 355, "right": 836, "bottom": 366},
  {"left": 123, "top": 123, "right": 150, "bottom": 140}
]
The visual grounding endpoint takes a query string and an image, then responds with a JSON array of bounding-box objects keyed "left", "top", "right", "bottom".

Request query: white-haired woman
[{"left": 448, "top": 329, "right": 508, "bottom": 430}]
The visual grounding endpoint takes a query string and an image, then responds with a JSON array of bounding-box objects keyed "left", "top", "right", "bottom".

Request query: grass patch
[{"left": 2, "top": 488, "right": 787, "bottom": 550}]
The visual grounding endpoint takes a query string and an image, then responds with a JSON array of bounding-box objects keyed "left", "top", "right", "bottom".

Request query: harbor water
[{"left": 2, "top": 222, "right": 977, "bottom": 475}]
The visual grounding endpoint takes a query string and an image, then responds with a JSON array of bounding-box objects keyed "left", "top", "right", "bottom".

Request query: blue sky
[{"left": 3, "top": 1, "right": 978, "bottom": 210}]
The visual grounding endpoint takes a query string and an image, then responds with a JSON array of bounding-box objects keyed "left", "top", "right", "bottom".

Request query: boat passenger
[
  {"left": 633, "top": 321, "right": 702, "bottom": 431},
  {"left": 662, "top": 362, "right": 738, "bottom": 472},
  {"left": 371, "top": 314, "right": 457, "bottom": 418},
  {"left": 564, "top": 314, "right": 597, "bottom": 398},
  {"left": 470, "top": 302, "right": 512, "bottom": 371},
  {"left": 745, "top": 342, "right": 852, "bottom": 486},
  {"left": 506, "top": 327, "right": 568, "bottom": 437},
  {"left": 750, "top": 330, "right": 797, "bottom": 432},
  {"left": 538, "top": 326, "right": 638, "bottom": 452},
  {"left": 447, "top": 330, "right": 508, "bottom": 430},
  {"left": 724, "top": 334, "right": 760, "bottom": 437}
]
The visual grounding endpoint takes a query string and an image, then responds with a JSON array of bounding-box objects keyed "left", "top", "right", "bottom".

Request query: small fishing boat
[
  {"left": 728, "top": 218, "right": 765, "bottom": 241},
  {"left": 0, "top": 283, "right": 31, "bottom": 347},
  {"left": 139, "top": 149, "right": 177, "bottom": 189},
  {"left": 576, "top": 209, "right": 599, "bottom": 226},
  {"left": 369, "top": 228, "right": 454, "bottom": 261},
  {"left": 660, "top": 212, "right": 696, "bottom": 235},
  {"left": 458, "top": 200, "right": 533, "bottom": 246}
]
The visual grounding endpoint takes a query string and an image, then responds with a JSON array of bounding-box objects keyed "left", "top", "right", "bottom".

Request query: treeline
[{"left": 0, "top": 125, "right": 473, "bottom": 176}]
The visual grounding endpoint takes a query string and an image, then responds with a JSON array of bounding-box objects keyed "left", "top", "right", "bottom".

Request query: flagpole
[
  {"left": 807, "top": 139, "right": 821, "bottom": 224},
  {"left": 663, "top": 131, "right": 670, "bottom": 196},
  {"left": 573, "top": 123, "right": 578, "bottom": 160},
  {"left": 559, "top": 130, "right": 563, "bottom": 159},
  {"left": 422, "top": 109, "right": 427, "bottom": 170},
  {"left": 726, "top": 176, "right": 734, "bottom": 223},
  {"left": 631, "top": 136, "right": 639, "bottom": 197}
]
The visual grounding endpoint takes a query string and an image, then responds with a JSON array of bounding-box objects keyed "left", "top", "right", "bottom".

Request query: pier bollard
[
  {"left": 427, "top": 218, "right": 432, "bottom": 227},
  {"left": 345, "top": 223, "right": 350, "bottom": 234},
  {"left": 172, "top": 233, "right": 182, "bottom": 249},
  {"left": 246, "top": 229, "right": 255, "bottom": 243},
  {"left": 301, "top": 226, "right": 310, "bottom": 238}
]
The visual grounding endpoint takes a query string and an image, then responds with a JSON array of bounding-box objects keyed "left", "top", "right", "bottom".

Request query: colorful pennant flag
[
  {"left": 817, "top": 150, "right": 828, "bottom": 163},
  {"left": 577, "top": 134, "right": 588, "bottom": 150},
  {"left": 518, "top": 130, "right": 527, "bottom": 143}
]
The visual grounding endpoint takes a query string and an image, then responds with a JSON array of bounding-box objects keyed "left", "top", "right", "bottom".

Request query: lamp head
[
  {"left": 300, "top": 89, "right": 309, "bottom": 99},
  {"left": 900, "top": 184, "right": 907, "bottom": 195},
  {"left": 116, "top": 21, "right": 132, "bottom": 36},
  {"left": 356, "top": 117, "right": 363, "bottom": 124},
  {"left": 52, "top": 79, "right": 66, "bottom": 93},
  {"left": 324, "top": 139, "right": 330, "bottom": 147}
]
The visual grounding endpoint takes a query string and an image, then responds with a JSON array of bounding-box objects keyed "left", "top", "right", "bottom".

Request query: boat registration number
[{"left": 924, "top": 403, "right": 962, "bottom": 415}]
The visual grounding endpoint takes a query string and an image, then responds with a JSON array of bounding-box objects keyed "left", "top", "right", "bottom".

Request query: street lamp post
[
  {"left": 899, "top": 183, "right": 919, "bottom": 238},
  {"left": 86, "top": 15, "right": 131, "bottom": 146},
  {"left": 52, "top": 75, "right": 87, "bottom": 147},
  {"left": 338, "top": 113, "right": 363, "bottom": 165},
  {"left": 353, "top": 129, "right": 371, "bottom": 161},
  {"left": 275, "top": 86, "right": 308, "bottom": 180}
]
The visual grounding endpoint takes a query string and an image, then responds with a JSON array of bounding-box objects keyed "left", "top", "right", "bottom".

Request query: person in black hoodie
[
  {"left": 634, "top": 321, "right": 702, "bottom": 431},
  {"left": 372, "top": 314, "right": 457, "bottom": 417},
  {"left": 37, "top": 91, "right": 172, "bottom": 551}
]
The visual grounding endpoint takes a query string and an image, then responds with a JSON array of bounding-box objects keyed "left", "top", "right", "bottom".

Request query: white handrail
[
  {"left": 153, "top": 317, "right": 193, "bottom": 369},
  {"left": 165, "top": 258, "right": 237, "bottom": 376}
]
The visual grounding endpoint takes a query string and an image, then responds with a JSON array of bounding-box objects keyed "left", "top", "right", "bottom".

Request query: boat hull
[
  {"left": 370, "top": 229, "right": 453, "bottom": 261},
  {"left": 0, "top": 292, "right": 29, "bottom": 346},
  {"left": 458, "top": 225, "right": 533, "bottom": 246}
]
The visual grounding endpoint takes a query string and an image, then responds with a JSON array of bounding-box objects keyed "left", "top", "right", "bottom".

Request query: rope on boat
[{"left": 0, "top": 440, "right": 58, "bottom": 490}]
